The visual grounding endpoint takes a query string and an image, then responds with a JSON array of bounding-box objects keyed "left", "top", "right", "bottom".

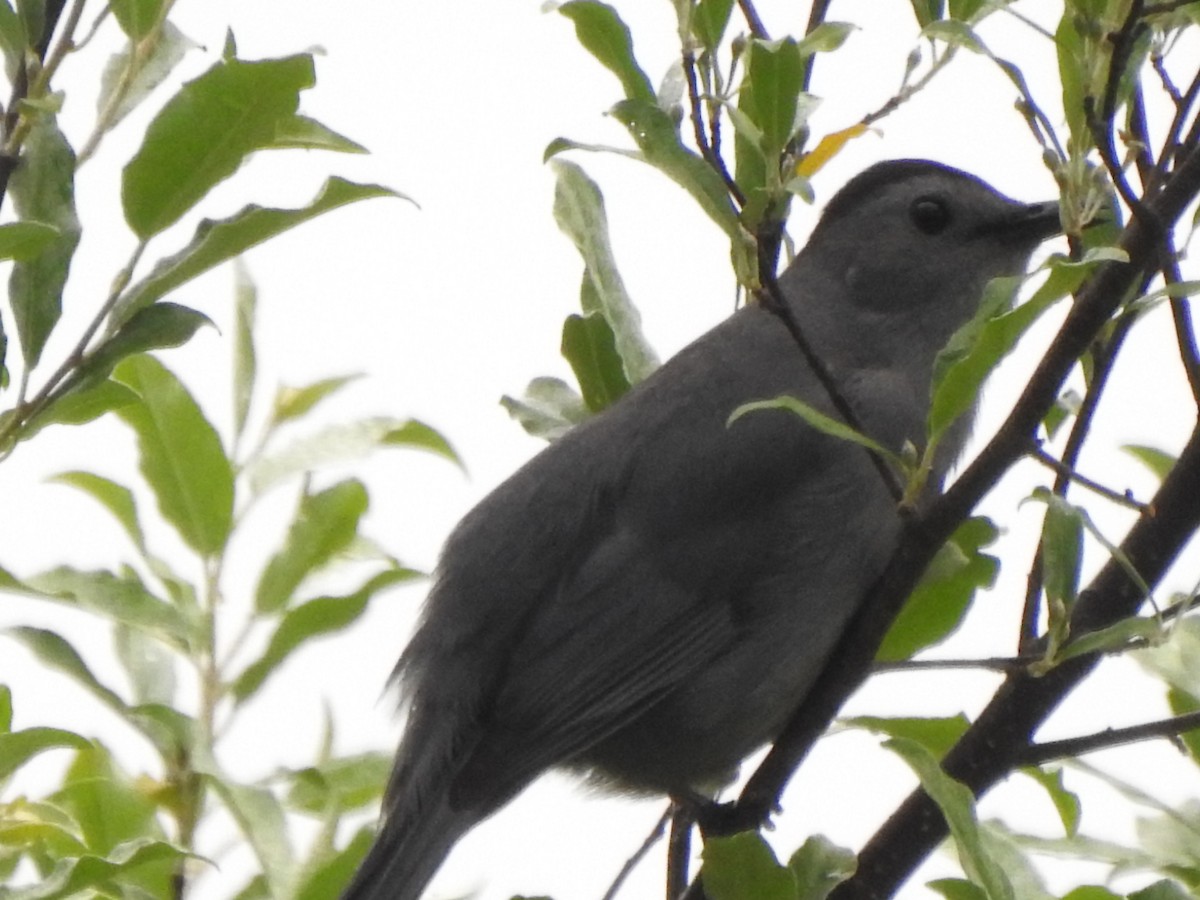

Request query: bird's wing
[{"left": 447, "top": 524, "right": 742, "bottom": 809}]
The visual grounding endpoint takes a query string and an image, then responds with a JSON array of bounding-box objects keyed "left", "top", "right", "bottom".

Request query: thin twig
[
  {"left": 1018, "top": 314, "right": 1139, "bottom": 655},
  {"left": 799, "top": 0, "right": 832, "bottom": 94},
  {"left": 1019, "top": 711, "right": 1200, "bottom": 766},
  {"left": 601, "top": 806, "right": 671, "bottom": 900},
  {"left": 737, "top": 0, "right": 768, "bottom": 39},
  {"left": 0, "top": 240, "right": 147, "bottom": 455},
  {"left": 682, "top": 48, "right": 743, "bottom": 206},
  {"left": 860, "top": 45, "right": 958, "bottom": 128},
  {"left": 873, "top": 655, "right": 1035, "bottom": 674},
  {"left": 1031, "top": 446, "right": 1150, "bottom": 511},
  {"left": 757, "top": 274, "right": 905, "bottom": 504},
  {"left": 666, "top": 804, "right": 694, "bottom": 900},
  {"left": 1160, "top": 68, "right": 1200, "bottom": 172}
]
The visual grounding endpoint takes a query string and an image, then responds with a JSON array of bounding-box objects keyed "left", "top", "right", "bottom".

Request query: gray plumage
[{"left": 342, "top": 159, "right": 1060, "bottom": 900}]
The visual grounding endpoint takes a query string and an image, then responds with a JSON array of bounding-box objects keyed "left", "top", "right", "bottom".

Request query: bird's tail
[{"left": 340, "top": 795, "right": 474, "bottom": 900}]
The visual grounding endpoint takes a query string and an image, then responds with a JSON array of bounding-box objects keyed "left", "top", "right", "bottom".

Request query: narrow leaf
[
  {"left": 254, "top": 479, "right": 370, "bottom": 613},
  {"left": 0, "top": 726, "right": 91, "bottom": 780},
  {"left": 797, "top": 124, "right": 868, "bottom": 179},
  {"left": 878, "top": 517, "right": 999, "bottom": 661},
  {"left": 746, "top": 38, "right": 805, "bottom": 160},
  {"left": 729, "top": 395, "right": 903, "bottom": 467},
  {"left": 96, "top": 20, "right": 197, "bottom": 137},
  {"left": 79, "top": 302, "right": 213, "bottom": 391},
  {"left": 886, "top": 738, "right": 1014, "bottom": 900},
  {"left": 8, "top": 115, "right": 80, "bottom": 368},
  {"left": 270, "top": 374, "right": 363, "bottom": 427},
  {"left": 210, "top": 779, "right": 294, "bottom": 889},
  {"left": 0, "top": 220, "right": 58, "bottom": 260},
  {"left": 109, "top": 0, "right": 163, "bottom": 39},
  {"left": 610, "top": 98, "right": 745, "bottom": 245},
  {"left": 845, "top": 715, "right": 971, "bottom": 761},
  {"left": 115, "top": 178, "right": 406, "bottom": 323},
  {"left": 233, "top": 261, "right": 257, "bottom": 442},
  {"left": 551, "top": 159, "right": 659, "bottom": 381},
  {"left": 787, "top": 835, "right": 856, "bottom": 900},
  {"left": 122, "top": 52, "right": 316, "bottom": 237},
  {"left": 4, "top": 625, "right": 128, "bottom": 713},
  {"left": 271, "top": 115, "right": 368, "bottom": 153},
  {"left": 561, "top": 312, "right": 632, "bottom": 412},
  {"left": 237, "top": 569, "right": 417, "bottom": 702},
  {"left": 17, "top": 569, "right": 192, "bottom": 648},
  {"left": 248, "top": 416, "right": 459, "bottom": 495},
  {"left": 702, "top": 832, "right": 797, "bottom": 900},
  {"left": 558, "top": 1, "right": 655, "bottom": 103},
  {"left": 500, "top": 376, "right": 589, "bottom": 441},
  {"left": 113, "top": 355, "right": 233, "bottom": 556},
  {"left": 48, "top": 470, "right": 147, "bottom": 553},
  {"left": 694, "top": 0, "right": 735, "bottom": 50}
]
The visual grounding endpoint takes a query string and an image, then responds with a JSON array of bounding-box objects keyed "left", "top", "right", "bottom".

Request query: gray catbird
[{"left": 342, "top": 159, "right": 1061, "bottom": 900}]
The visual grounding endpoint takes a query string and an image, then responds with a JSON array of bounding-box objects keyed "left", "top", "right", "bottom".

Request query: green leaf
[
  {"left": 78, "top": 302, "right": 213, "bottom": 391},
  {"left": 694, "top": 0, "right": 735, "bottom": 50},
  {"left": 113, "top": 623, "right": 176, "bottom": 706},
  {"left": 248, "top": 416, "right": 459, "bottom": 495},
  {"left": 878, "top": 517, "right": 998, "bottom": 661},
  {"left": 1134, "top": 617, "right": 1200, "bottom": 697},
  {"left": 122, "top": 52, "right": 316, "bottom": 237},
  {"left": 929, "top": 878, "right": 989, "bottom": 900},
  {"left": 109, "top": 0, "right": 162, "bottom": 39},
  {"left": 844, "top": 715, "right": 970, "bottom": 761},
  {"left": 14, "top": 565, "right": 190, "bottom": 647},
  {"left": 15, "top": 379, "right": 138, "bottom": 445},
  {"left": 48, "top": 470, "right": 146, "bottom": 553},
  {"left": 254, "top": 479, "right": 370, "bottom": 613},
  {"left": 500, "top": 376, "right": 589, "bottom": 441},
  {"left": 55, "top": 745, "right": 165, "bottom": 853},
  {"left": 921, "top": 19, "right": 985, "bottom": 53},
  {"left": 0, "top": 683, "right": 11, "bottom": 731},
  {"left": 787, "top": 835, "right": 856, "bottom": 900},
  {"left": 561, "top": 312, "right": 632, "bottom": 412},
  {"left": 746, "top": 38, "right": 805, "bottom": 161},
  {"left": 551, "top": 159, "right": 660, "bottom": 383},
  {"left": 609, "top": 98, "right": 745, "bottom": 245},
  {"left": 702, "top": 832, "right": 797, "bottom": 900},
  {"left": 96, "top": 20, "right": 197, "bottom": 141},
  {"left": 796, "top": 22, "right": 856, "bottom": 56},
  {"left": 558, "top": 1, "right": 654, "bottom": 103},
  {"left": 271, "top": 114, "right": 368, "bottom": 153},
  {"left": 0, "top": 725, "right": 91, "bottom": 781},
  {"left": 114, "top": 354, "right": 234, "bottom": 556},
  {"left": 948, "top": 0, "right": 988, "bottom": 21},
  {"left": 285, "top": 751, "right": 392, "bottom": 814},
  {"left": 1039, "top": 492, "right": 1084, "bottom": 609},
  {"left": 270, "top": 374, "right": 363, "bottom": 427},
  {"left": 1123, "top": 444, "right": 1176, "bottom": 481},
  {"left": 929, "top": 263, "right": 1081, "bottom": 444},
  {"left": 728, "top": 395, "right": 904, "bottom": 468},
  {"left": 3, "top": 625, "right": 126, "bottom": 718},
  {"left": 909, "top": 0, "right": 945, "bottom": 27},
  {"left": 233, "top": 261, "right": 257, "bottom": 443},
  {"left": 0, "top": 220, "right": 58, "bottom": 260},
  {"left": 293, "top": 827, "right": 374, "bottom": 900},
  {"left": 0, "top": 2, "right": 25, "bottom": 85},
  {"left": 1129, "top": 880, "right": 1194, "bottom": 900},
  {"left": 236, "top": 569, "right": 418, "bottom": 702},
  {"left": 1018, "top": 766, "right": 1081, "bottom": 836},
  {"left": 210, "top": 778, "right": 294, "bottom": 891},
  {"left": 885, "top": 738, "right": 1014, "bottom": 900},
  {"left": 9, "top": 839, "right": 185, "bottom": 900},
  {"left": 115, "top": 178, "right": 406, "bottom": 323},
  {"left": 1166, "top": 687, "right": 1200, "bottom": 763},
  {"left": 8, "top": 114, "right": 80, "bottom": 368}
]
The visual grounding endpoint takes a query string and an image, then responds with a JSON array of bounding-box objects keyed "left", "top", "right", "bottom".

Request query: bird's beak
[
  {"left": 999, "top": 201, "right": 1063, "bottom": 244},
  {"left": 970, "top": 200, "right": 1062, "bottom": 245}
]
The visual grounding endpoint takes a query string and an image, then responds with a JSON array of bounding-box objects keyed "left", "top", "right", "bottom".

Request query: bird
[{"left": 341, "top": 159, "right": 1061, "bottom": 900}]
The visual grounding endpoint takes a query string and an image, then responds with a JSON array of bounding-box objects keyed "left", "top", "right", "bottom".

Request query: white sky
[{"left": 2, "top": 2, "right": 1199, "bottom": 898}]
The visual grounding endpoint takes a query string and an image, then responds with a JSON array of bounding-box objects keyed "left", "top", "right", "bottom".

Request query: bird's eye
[{"left": 910, "top": 197, "right": 952, "bottom": 235}]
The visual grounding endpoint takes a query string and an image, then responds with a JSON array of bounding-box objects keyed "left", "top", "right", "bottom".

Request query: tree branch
[{"left": 1018, "top": 711, "right": 1200, "bottom": 766}]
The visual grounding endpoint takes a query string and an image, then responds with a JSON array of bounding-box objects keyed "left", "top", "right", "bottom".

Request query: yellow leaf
[{"left": 796, "top": 123, "right": 869, "bottom": 178}]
